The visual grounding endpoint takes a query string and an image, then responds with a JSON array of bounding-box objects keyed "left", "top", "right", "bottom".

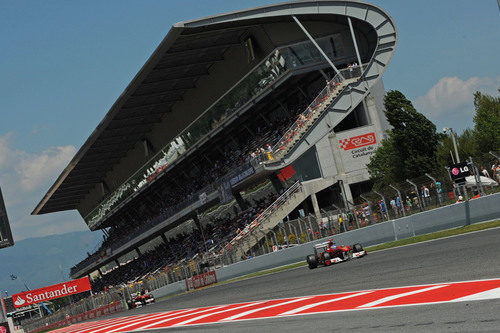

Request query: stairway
[{"left": 224, "top": 178, "right": 336, "bottom": 261}]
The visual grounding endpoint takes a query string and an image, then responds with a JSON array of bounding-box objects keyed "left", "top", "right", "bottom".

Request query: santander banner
[{"left": 12, "top": 277, "right": 91, "bottom": 308}]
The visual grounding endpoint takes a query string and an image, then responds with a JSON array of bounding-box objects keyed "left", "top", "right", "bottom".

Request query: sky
[{"left": 0, "top": 0, "right": 499, "bottom": 242}]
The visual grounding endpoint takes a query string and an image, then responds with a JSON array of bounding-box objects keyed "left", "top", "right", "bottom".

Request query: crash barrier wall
[
  {"left": 24, "top": 301, "right": 124, "bottom": 333},
  {"left": 20, "top": 289, "right": 124, "bottom": 332},
  {"left": 26, "top": 193, "right": 499, "bottom": 330},
  {"left": 152, "top": 193, "right": 500, "bottom": 298}
]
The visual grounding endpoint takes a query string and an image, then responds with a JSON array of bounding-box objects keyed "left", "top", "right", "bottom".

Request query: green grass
[{"left": 196, "top": 219, "right": 500, "bottom": 287}]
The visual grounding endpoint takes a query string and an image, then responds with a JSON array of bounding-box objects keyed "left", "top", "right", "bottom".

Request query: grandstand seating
[
  {"left": 74, "top": 57, "right": 370, "bottom": 291},
  {"left": 90, "top": 193, "right": 277, "bottom": 291}
]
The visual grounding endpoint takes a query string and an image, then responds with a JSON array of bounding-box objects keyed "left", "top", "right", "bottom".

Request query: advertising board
[
  {"left": 185, "top": 271, "right": 217, "bottom": 291},
  {"left": 12, "top": 277, "right": 91, "bottom": 308},
  {"left": 0, "top": 321, "right": 11, "bottom": 333},
  {"left": 448, "top": 162, "right": 470, "bottom": 183}
]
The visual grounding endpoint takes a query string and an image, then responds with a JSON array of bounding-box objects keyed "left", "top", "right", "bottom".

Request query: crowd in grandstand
[
  {"left": 76, "top": 70, "right": 347, "bottom": 291},
  {"left": 90, "top": 193, "right": 278, "bottom": 291}
]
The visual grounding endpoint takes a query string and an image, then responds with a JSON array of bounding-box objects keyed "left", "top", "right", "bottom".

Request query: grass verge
[
  {"left": 205, "top": 219, "right": 500, "bottom": 286},
  {"left": 365, "top": 219, "right": 500, "bottom": 252}
]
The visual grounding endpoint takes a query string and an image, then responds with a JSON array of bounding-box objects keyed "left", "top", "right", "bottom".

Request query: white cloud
[
  {"left": 0, "top": 133, "right": 83, "bottom": 240},
  {"left": 16, "top": 145, "right": 76, "bottom": 192},
  {"left": 414, "top": 76, "right": 500, "bottom": 117}
]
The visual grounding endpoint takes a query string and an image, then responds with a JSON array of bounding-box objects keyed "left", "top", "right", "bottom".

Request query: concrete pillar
[
  {"left": 161, "top": 233, "right": 168, "bottom": 244},
  {"left": 343, "top": 182, "right": 355, "bottom": 204},
  {"left": 193, "top": 214, "right": 209, "bottom": 253},
  {"left": 310, "top": 192, "right": 322, "bottom": 220},
  {"left": 269, "top": 174, "right": 283, "bottom": 193},
  {"left": 232, "top": 190, "right": 248, "bottom": 211},
  {"left": 135, "top": 248, "right": 141, "bottom": 257}
]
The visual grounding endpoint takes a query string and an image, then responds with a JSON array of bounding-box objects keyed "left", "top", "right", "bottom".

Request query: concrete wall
[{"left": 152, "top": 193, "right": 500, "bottom": 299}]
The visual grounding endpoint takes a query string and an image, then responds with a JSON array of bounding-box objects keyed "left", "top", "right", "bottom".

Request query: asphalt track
[{"left": 65, "top": 227, "right": 500, "bottom": 332}]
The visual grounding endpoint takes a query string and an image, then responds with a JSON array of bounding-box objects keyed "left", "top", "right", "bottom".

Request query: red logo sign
[
  {"left": 12, "top": 277, "right": 91, "bottom": 308},
  {"left": 339, "top": 132, "right": 377, "bottom": 150},
  {"left": 0, "top": 325, "right": 7, "bottom": 333},
  {"left": 185, "top": 271, "right": 217, "bottom": 291},
  {"left": 452, "top": 167, "right": 459, "bottom": 175}
]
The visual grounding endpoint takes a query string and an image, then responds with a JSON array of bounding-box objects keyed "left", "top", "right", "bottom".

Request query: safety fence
[
  {"left": 263, "top": 65, "right": 365, "bottom": 161},
  {"left": 24, "top": 301, "right": 124, "bottom": 333},
  {"left": 23, "top": 172, "right": 499, "bottom": 332},
  {"left": 209, "top": 173, "right": 499, "bottom": 265}
]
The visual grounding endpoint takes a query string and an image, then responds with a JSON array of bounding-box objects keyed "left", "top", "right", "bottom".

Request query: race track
[{"left": 55, "top": 227, "right": 500, "bottom": 332}]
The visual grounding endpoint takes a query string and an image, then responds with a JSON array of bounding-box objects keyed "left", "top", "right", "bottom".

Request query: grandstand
[
  {"left": 32, "top": 0, "right": 397, "bottom": 290},
  {"left": 0, "top": 186, "right": 14, "bottom": 249}
]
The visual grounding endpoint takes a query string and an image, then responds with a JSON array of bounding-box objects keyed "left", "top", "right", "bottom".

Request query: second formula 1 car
[
  {"left": 306, "top": 240, "right": 366, "bottom": 269},
  {"left": 127, "top": 290, "right": 155, "bottom": 309}
]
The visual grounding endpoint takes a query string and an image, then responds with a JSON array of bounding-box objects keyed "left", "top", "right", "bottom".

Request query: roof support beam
[
  {"left": 166, "top": 41, "right": 239, "bottom": 55},
  {"left": 292, "top": 15, "right": 344, "bottom": 80},
  {"left": 348, "top": 17, "right": 364, "bottom": 72},
  {"left": 155, "top": 55, "right": 224, "bottom": 70}
]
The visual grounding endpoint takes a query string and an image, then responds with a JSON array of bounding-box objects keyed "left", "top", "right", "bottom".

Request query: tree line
[{"left": 367, "top": 89, "right": 500, "bottom": 189}]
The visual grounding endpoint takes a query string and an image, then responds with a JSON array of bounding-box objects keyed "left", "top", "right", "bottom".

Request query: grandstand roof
[{"left": 33, "top": 0, "right": 391, "bottom": 216}]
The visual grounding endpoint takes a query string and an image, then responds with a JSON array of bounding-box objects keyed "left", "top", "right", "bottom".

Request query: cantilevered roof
[
  {"left": 33, "top": 0, "right": 396, "bottom": 216},
  {"left": 33, "top": 26, "right": 249, "bottom": 215}
]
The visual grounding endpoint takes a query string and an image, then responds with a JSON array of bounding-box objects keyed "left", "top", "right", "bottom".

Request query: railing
[
  {"left": 223, "top": 181, "right": 303, "bottom": 251},
  {"left": 83, "top": 49, "right": 292, "bottom": 229},
  {"left": 264, "top": 64, "right": 365, "bottom": 161},
  {"left": 71, "top": 183, "right": 216, "bottom": 276},
  {"left": 83, "top": 33, "right": 353, "bottom": 229}
]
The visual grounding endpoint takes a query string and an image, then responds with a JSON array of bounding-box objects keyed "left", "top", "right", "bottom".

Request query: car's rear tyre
[
  {"left": 352, "top": 243, "right": 363, "bottom": 252},
  {"left": 307, "top": 254, "right": 318, "bottom": 269}
]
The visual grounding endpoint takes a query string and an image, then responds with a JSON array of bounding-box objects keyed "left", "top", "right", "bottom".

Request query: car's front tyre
[{"left": 307, "top": 254, "right": 318, "bottom": 269}]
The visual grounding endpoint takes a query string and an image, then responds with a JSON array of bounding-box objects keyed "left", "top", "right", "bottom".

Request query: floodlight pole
[
  {"left": 444, "top": 128, "right": 460, "bottom": 163},
  {"left": 292, "top": 15, "right": 345, "bottom": 80}
]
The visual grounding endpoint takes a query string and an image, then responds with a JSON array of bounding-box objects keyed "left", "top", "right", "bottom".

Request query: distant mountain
[{"left": 0, "top": 231, "right": 102, "bottom": 295}]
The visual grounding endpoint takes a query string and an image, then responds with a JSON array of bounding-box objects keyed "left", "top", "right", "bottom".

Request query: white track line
[
  {"left": 136, "top": 305, "right": 228, "bottom": 330},
  {"left": 173, "top": 301, "right": 264, "bottom": 326},
  {"left": 357, "top": 285, "right": 447, "bottom": 308},
  {"left": 221, "top": 297, "right": 313, "bottom": 321},
  {"left": 104, "top": 309, "right": 193, "bottom": 333},
  {"left": 72, "top": 315, "right": 149, "bottom": 333},
  {"left": 453, "top": 287, "right": 500, "bottom": 302},
  {"left": 280, "top": 291, "right": 372, "bottom": 316}
]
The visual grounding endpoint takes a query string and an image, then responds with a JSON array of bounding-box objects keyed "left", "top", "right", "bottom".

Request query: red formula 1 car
[
  {"left": 306, "top": 240, "right": 366, "bottom": 269},
  {"left": 127, "top": 290, "right": 155, "bottom": 309}
]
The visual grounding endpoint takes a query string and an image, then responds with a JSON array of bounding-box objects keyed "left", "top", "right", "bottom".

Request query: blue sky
[{"left": 0, "top": 0, "right": 499, "bottom": 241}]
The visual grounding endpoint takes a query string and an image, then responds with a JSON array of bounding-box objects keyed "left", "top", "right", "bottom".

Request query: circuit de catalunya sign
[{"left": 12, "top": 277, "right": 91, "bottom": 308}]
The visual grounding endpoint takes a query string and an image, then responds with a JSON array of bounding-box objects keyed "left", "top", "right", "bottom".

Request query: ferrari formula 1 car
[
  {"left": 306, "top": 240, "right": 366, "bottom": 269},
  {"left": 127, "top": 290, "right": 155, "bottom": 309}
]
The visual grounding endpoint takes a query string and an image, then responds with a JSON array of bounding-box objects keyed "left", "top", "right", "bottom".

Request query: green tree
[
  {"left": 368, "top": 90, "right": 442, "bottom": 187},
  {"left": 472, "top": 91, "right": 500, "bottom": 163}
]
